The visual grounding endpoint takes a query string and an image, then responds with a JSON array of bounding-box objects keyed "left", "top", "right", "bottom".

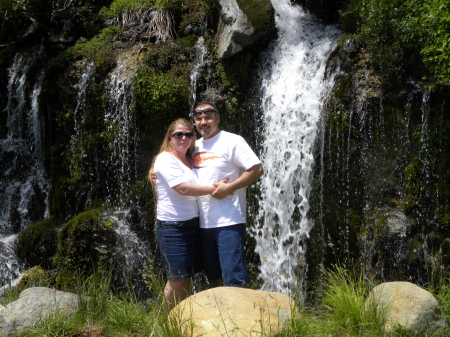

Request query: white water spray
[
  {"left": 189, "top": 37, "right": 208, "bottom": 110},
  {"left": 253, "top": 1, "right": 341, "bottom": 295},
  {"left": 104, "top": 48, "right": 140, "bottom": 205},
  {"left": 0, "top": 51, "right": 49, "bottom": 286}
]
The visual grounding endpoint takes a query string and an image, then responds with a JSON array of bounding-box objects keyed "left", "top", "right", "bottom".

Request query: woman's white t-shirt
[{"left": 153, "top": 151, "right": 199, "bottom": 221}]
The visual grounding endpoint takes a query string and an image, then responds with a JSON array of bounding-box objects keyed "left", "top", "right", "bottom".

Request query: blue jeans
[
  {"left": 156, "top": 217, "right": 203, "bottom": 280},
  {"left": 200, "top": 223, "right": 248, "bottom": 286}
]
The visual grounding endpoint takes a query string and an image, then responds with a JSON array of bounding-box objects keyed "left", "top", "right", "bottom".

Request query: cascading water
[
  {"left": 189, "top": 37, "right": 208, "bottom": 110},
  {"left": 104, "top": 49, "right": 139, "bottom": 206},
  {"left": 0, "top": 51, "right": 49, "bottom": 286},
  {"left": 102, "top": 48, "right": 148, "bottom": 279},
  {"left": 253, "top": 1, "right": 341, "bottom": 295}
]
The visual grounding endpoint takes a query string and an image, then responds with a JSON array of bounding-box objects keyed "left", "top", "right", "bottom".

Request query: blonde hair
[{"left": 148, "top": 118, "right": 196, "bottom": 182}]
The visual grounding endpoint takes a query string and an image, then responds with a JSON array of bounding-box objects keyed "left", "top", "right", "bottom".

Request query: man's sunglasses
[
  {"left": 172, "top": 131, "right": 194, "bottom": 139},
  {"left": 193, "top": 108, "right": 217, "bottom": 115}
]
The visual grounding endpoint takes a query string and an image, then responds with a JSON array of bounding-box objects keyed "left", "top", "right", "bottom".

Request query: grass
[{"left": 1, "top": 265, "right": 449, "bottom": 337}]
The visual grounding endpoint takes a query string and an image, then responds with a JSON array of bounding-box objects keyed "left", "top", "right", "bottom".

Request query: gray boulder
[
  {"left": 216, "top": 0, "right": 274, "bottom": 58},
  {"left": 366, "top": 281, "right": 448, "bottom": 335},
  {"left": 0, "top": 287, "right": 79, "bottom": 336}
]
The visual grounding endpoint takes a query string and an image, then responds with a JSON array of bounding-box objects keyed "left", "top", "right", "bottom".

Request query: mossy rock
[
  {"left": 16, "top": 266, "right": 51, "bottom": 291},
  {"left": 54, "top": 209, "right": 117, "bottom": 290},
  {"left": 16, "top": 217, "right": 59, "bottom": 269}
]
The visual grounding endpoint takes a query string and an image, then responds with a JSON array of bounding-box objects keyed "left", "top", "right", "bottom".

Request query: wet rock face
[
  {"left": 314, "top": 34, "right": 450, "bottom": 286},
  {"left": 215, "top": 0, "right": 274, "bottom": 58},
  {"left": 292, "top": 0, "right": 343, "bottom": 24}
]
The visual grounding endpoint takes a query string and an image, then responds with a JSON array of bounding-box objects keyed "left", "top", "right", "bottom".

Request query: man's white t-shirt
[
  {"left": 193, "top": 131, "right": 261, "bottom": 228},
  {"left": 154, "top": 151, "right": 199, "bottom": 221}
]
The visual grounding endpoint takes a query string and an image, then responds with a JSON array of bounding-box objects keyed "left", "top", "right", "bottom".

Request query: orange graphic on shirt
[{"left": 193, "top": 152, "right": 223, "bottom": 168}]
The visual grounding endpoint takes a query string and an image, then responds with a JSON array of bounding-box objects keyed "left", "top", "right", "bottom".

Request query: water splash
[
  {"left": 73, "top": 62, "right": 96, "bottom": 136},
  {"left": 1, "top": 52, "right": 49, "bottom": 233},
  {"left": 253, "top": 1, "right": 341, "bottom": 295},
  {"left": 0, "top": 51, "right": 49, "bottom": 286}
]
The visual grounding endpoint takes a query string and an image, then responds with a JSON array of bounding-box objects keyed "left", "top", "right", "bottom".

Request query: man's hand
[
  {"left": 211, "top": 180, "right": 233, "bottom": 199},
  {"left": 211, "top": 163, "right": 263, "bottom": 199}
]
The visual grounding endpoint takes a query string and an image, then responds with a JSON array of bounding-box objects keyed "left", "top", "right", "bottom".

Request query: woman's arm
[
  {"left": 172, "top": 178, "right": 229, "bottom": 196},
  {"left": 172, "top": 183, "right": 215, "bottom": 196}
]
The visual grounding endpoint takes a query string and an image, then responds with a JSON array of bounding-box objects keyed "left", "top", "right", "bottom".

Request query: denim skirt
[{"left": 156, "top": 217, "right": 203, "bottom": 280}]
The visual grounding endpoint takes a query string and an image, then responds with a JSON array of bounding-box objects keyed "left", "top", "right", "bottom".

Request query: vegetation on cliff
[{"left": 339, "top": 0, "right": 450, "bottom": 89}]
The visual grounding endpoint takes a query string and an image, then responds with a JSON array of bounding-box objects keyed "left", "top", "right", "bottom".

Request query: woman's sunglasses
[{"left": 172, "top": 131, "right": 194, "bottom": 139}]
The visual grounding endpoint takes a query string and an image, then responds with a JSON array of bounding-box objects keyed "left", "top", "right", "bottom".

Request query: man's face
[{"left": 193, "top": 104, "right": 221, "bottom": 140}]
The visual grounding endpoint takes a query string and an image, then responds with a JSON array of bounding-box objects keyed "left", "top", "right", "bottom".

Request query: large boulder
[
  {"left": 366, "top": 281, "right": 448, "bottom": 335},
  {"left": 169, "top": 287, "right": 294, "bottom": 336},
  {"left": 17, "top": 217, "right": 59, "bottom": 269},
  {"left": 0, "top": 287, "right": 79, "bottom": 336},
  {"left": 216, "top": 0, "right": 274, "bottom": 58},
  {"left": 53, "top": 209, "right": 117, "bottom": 290}
]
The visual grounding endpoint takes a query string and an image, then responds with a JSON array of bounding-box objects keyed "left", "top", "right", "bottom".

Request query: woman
[{"left": 150, "top": 118, "right": 216, "bottom": 312}]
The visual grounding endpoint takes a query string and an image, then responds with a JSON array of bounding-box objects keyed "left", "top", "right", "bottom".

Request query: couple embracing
[{"left": 150, "top": 102, "right": 263, "bottom": 311}]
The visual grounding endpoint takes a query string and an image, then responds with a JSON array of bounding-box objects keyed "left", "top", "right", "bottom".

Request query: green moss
[
  {"left": 101, "top": 0, "right": 155, "bottom": 18},
  {"left": 67, "top": 26, "right": 120, "bottom": 69},
  {"left": 16, "top": 266, "right": 50, "bottom": 291},
  {"left": 134, "top": 67, "right": 190, "bottom": 119},
  {"left": 54, "top": 209, "right": 117, "bottom": 290},
  {"left": 17, "top": 217, "right": 59, "bottom": 269},
  {"left": 210, "top": 51, "right": 256, "bottom": 132},
  {"left": 236, "top": 0, "right": 274, "bottom": 31},
  {"left": 326, "top": 107, "right": 351, "bottom": 134},
  {"left": 403, "top": 159, "right": 421, "bottom": 214},
  {"left": 143, "top": 43, "right": 195, "bottom": 73},
  {"left": 178, "top": 0, "right": 214, "bottom": 35}
]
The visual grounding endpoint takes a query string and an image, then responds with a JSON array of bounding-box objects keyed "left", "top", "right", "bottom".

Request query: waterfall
[
  {"left": 104, "top": 49, "right": 139, "bottom": 206},
  {"left": 189, "top": 37, "right": 208, "bottom": 111},
  {"left": 0, "top": 51, "right": 49, "bottom": 286},
  {"left": 102, "top": 48, "right": 149, "bottom": 284},
  {"left": 253, "top": 1, "right": 341, "bottom": 295}
]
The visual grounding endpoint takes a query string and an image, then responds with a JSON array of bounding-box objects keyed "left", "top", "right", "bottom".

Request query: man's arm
[{"left": 211, "top": 163, "right": 263, "bottom": 199}]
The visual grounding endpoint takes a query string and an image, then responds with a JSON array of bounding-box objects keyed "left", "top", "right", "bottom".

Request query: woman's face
[{"left": 170, "top": 124, "right": 193, "bottom": 153}]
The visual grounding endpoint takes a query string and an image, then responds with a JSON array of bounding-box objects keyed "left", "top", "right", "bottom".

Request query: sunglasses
[
  {"left": 193, "top": 108, "right": 217, "bottom": 115},
  {"left": 172, "top": 131, "right": 194, "bottom": 139}
]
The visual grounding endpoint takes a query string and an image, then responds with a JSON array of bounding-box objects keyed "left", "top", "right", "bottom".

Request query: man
[{"left": 192, "top": 102, "right": 263, "bottom": 287}]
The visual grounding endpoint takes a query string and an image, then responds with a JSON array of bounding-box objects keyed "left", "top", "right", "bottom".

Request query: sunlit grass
[{"left": 3, "top": 265, "right": 450, "bottom": 337}]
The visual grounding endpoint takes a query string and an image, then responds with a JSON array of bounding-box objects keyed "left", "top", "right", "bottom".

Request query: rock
[
  {"left": 169, "top": 287, "right": 294, "bottom": 336},
  {"left": 0, "top": 287, "right": 79, "bottom": 336},
  {"left": 216, "top": 0, "right": 274, "bottom": 58},
  {"left": 366, "top": 281, "right": 448, "bottom": 335}
]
